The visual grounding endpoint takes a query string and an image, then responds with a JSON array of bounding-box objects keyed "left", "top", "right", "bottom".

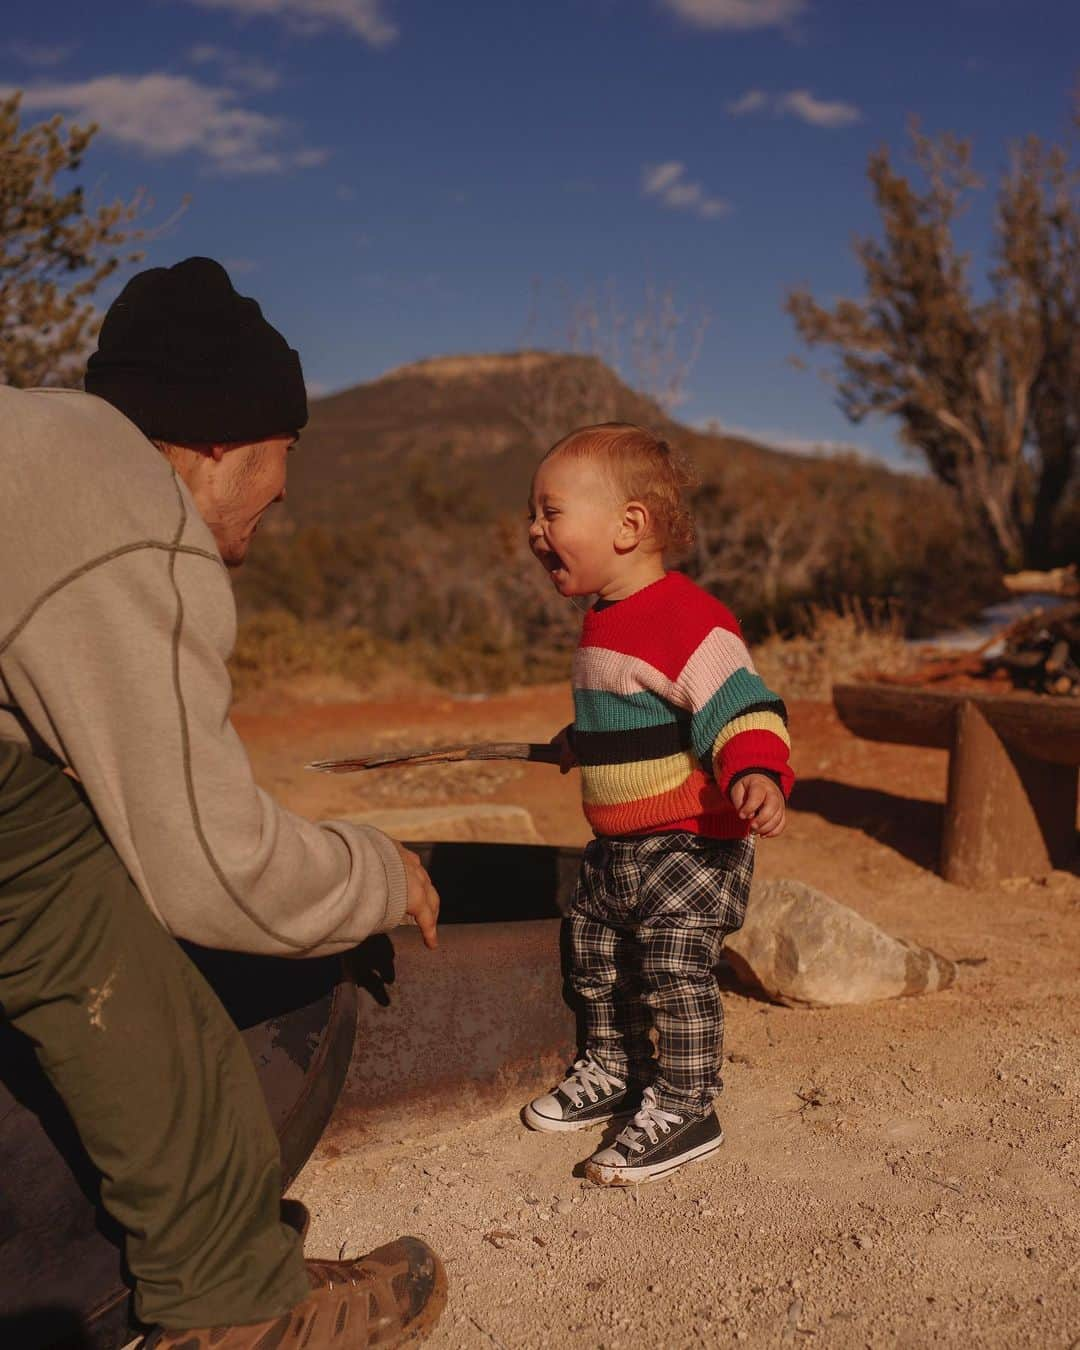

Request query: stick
[{"left": 306, "top": 742, "right": 564, "bottom": 773}]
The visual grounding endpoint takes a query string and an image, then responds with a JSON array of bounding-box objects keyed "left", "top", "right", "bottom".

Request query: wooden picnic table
[{"left": 832, "top": 683, "right": 1080, "bottom": 887}]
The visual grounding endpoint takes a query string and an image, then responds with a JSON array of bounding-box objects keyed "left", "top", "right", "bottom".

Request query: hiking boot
[
  {"left": 138, "top": 1236, "right": 447, "bottom": 1348},
  {"left": 584, "top": 1087, "right": 724, "bottom": 1185},
  {"left": 523, "top": 1051, "right": 633, "bottom": 1132}
]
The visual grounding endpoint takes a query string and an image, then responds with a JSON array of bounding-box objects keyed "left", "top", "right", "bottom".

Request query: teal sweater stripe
[
  {"left": 573, "top": 687, "right": 679, "bottom": 734},
  {"left": 689, "top": 668, "right": 786, "bottom": 762}
]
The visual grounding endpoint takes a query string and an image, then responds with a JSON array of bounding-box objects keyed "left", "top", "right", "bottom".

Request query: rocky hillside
[
  {"left": 238, "top": 350, "right": 999, "bottom": 646},
  {"left": 275, "top": 350, "right": 806, "bottom": 532}
]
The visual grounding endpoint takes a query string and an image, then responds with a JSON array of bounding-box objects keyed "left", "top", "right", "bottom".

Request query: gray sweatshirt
[{"left": 0, "top": 386, "right": 407, "bottom": 956}]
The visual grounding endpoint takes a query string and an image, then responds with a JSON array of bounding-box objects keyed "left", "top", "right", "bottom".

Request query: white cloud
[
  {"left": 185, "top": 0, "right": 398, "bottom": 47},
  {"left": 186, "top": 44, "right": 281, "bottom": 92},
  {"left": 7, "top": 41, "right": 75, "bottom": 68},
  {"left": 4, "top": 73, "right": 329, "bottom": 175},
  {"left": 726, "top": 88, "right": 768, "bottom": 116},
  {"left": 641, "top": 161, "right": 684, "bottom": 195},
  {"left": 778, "top": 88, "right": 860, "bottom": 128},
  {"left": 641, "top": 161, "right": 730, "bottom": 220},
  {"left": 727, "top": 86, "right": 861, "bottom": 128},
  {"left": 661, "top": 0, "right": 807, "bottom": 31}
]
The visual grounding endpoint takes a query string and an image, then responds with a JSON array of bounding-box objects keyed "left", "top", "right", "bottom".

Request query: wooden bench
[{"left": 832, "top": 683, "right": 1080, "bottom": 887}]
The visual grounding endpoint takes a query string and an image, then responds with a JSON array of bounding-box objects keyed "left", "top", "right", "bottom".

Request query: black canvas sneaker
[
  {"left": 523, "top": 1052, "right": 632, "bottom": 1132},
  {"left": 584, "top": 1087, "right": 724, "bottom": 1185}
]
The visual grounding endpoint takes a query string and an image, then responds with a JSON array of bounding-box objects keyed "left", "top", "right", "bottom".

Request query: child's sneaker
[
  {"left": 584, "top": 1087, "right": 724, "bottom": 1185},
  {"left": 523, "top": 1052, "right": 632, "bottom": 1132}
]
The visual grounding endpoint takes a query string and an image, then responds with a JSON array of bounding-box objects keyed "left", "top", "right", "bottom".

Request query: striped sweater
[{"left": 572, "top": 571, "right": 794, "bottom": 838}]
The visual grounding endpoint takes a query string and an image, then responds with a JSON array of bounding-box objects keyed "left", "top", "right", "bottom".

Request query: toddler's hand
[
  {"left": 729, "top": 773, "right": 786, "bottom": 838},
  {"left": 550, "top": 724, "right": 578, "bottom": 775}
]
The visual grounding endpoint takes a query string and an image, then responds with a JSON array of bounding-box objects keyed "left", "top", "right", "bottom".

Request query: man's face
[{"left": 201, "top": 433, "right": 295, "bottom": 568}]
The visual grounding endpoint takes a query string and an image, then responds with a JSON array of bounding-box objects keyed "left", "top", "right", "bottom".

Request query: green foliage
[
  {"left": 232, "top": 449, "right": 1002, "bottom": 699},
  {"left": 788, "top": 121, "right": 1079, "bottom": 570},
  {"left": 229, "top": 609, "right": 390, "bottom": 699},
  {"left": 0, "top": 92, "right": 145, "bottom": 388},
  {"left": 686, "top": 446, "right": 999, "bottom": 641}
]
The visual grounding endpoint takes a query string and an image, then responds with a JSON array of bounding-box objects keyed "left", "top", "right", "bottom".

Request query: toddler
[{"left": 522, "top": 423, "right": 793, "bottom": 1185}]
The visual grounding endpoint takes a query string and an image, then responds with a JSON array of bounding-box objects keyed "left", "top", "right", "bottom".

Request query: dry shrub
[
  {"left": 229, "top": 608, "right": 574, "bottom": 700},
  {"left": 752, "top": 599, "right": 919, "bottom": 702},
  {"left": 229, "top": 610, "right": 394, "bottom": 700}
]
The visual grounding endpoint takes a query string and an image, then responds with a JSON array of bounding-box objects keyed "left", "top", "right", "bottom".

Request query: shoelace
[
  {"left": 559, "top": 1055, "right": 625, "bottom": 1108},
  {"left": 614, "top": 1087, "right": 683, "bottom": 1154}
]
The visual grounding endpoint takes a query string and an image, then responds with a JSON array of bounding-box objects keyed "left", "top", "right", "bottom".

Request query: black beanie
[{"left": 85, "top": 257, "right": 308, "bottom": 443}]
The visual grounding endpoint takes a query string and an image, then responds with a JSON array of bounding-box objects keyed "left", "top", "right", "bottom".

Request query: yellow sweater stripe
[
  {"left": 581, "top": 749, "right": 698, "bottom": 807},
  {"left": 710, "top": 710, "right": 790, "bottom": 759}
]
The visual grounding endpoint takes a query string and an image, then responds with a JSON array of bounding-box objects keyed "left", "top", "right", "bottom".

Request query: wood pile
[
  {"left": 985, "top": 602, "right": 1080, "bottom": 696},
  {"left": 870, "top": 595, "right": 1080, "bottom": 697}
]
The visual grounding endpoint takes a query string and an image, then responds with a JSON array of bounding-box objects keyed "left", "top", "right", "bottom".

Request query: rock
[
  {"left": 339, "top": 804, "right": 543, "bottom": 844},
  {"left": 724, "top": 878, "right": 956, "bottom": 1007}
]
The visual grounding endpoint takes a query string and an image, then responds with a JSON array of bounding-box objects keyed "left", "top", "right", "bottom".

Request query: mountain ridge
[{"left": 274, "top": 350, "right": 905, "bottom": 534}]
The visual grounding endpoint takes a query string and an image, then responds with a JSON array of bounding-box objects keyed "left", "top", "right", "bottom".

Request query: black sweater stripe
[
  {"left": 736, "top": 698, "right": 790, "bottom": 726},
  {"left": 575, "top": 719, "right": 692, "bottom": 767},
  {"left": 575, "top": 701, "right": 788, "bottom": 769}
]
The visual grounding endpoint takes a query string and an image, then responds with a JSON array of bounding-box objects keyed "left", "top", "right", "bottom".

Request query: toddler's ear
[{"left": 618, "top": 500, "right": 650, "bottom": 547}]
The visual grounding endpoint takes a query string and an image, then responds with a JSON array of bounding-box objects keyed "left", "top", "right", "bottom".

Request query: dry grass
[
  {"left": 229, "top": 611, "right": 395, "bottom": 701},
  {"left": 231, "top": 600, "right": 918, "bottom": 706},
  {"left": 229, "top": 609, "right": 574, "bottom": 700},
  {"left": 752, "top": 599, "right": 919, "bottom": 701}
]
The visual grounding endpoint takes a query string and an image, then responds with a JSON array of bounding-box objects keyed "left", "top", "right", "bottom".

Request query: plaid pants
[{"left": 567, "top": 832, "right": 754, "bottom": 1117}]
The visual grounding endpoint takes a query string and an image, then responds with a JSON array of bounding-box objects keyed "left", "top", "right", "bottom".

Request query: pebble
[
  {"left": 555, "top": 1199, "right": 573, "bottom": 1217},
  {"left": 853, "top": 1232, "right": 873, "bottom": 1250}
]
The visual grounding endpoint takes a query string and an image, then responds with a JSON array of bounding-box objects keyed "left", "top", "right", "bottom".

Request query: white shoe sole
[
  {"left": 522, "top": 1102, "right": 630, "bottom": 1133},
  {"left": 584, "top": 1129, "right": 725, "bottom": 1185}
]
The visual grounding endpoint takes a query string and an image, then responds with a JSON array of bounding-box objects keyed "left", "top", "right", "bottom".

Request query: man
[{"left": 0, "top": 258, "right": 446, "bottom": 1347}]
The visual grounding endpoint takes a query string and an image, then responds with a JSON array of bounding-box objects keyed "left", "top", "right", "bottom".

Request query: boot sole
[
  {"left": 584, "top": 1130, "right": 725, "bottom": 1186},
  {"left": 399, "top": 1249, "right": 449, "bottom": 1345}
]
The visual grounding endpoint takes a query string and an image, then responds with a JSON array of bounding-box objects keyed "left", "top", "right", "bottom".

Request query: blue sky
[{"left": 4, "top": 0, "right": 1077, "bottom": 465}]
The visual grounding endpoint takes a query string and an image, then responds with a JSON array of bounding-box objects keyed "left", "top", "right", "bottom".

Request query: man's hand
[
  {"left": 550, "top": 724, "right": 578, "bottom": 775},
  {"left": 392, "top": 841, "right": 441, "bottom": 949},
  {"left": 729, "top": 773, "right": 786, "bottom": 838}
]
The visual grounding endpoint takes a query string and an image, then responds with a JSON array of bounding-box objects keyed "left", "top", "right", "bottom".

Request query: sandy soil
[{"left": 234, "top": 684, "right": 1080, "bottom": 1349}]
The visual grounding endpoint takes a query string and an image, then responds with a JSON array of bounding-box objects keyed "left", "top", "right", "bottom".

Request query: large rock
[
  {"left": 724, "top": 878, "right": 956, "bottom": 1007},
  {"left": 341, "top": 804, "right": 543, "bottom": 844}
]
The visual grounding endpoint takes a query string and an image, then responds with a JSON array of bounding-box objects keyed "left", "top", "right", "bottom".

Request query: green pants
[{"left": 0, "top": 743, "right": 309, "bottom": 1329}]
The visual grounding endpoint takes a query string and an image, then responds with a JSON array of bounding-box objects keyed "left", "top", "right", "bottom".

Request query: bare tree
[
  {"left": 629, "top": 281, "right": 709, "bottom": 413},
  {"left": 689, "top": 475, "right": 837, "bottom": 612},
  {"left": 998, "top": 137, "right": 1080, "bottom": 564},
  {"left": 787, "top": 122, "right": 1078, "bottom": 570},
  {"left": 509, "top": 351, "right": 630, "bottom": 453},
  {"left": 1, "top": 92, "right": 145, "bottom": 388},
  {"left": 511, "top": 279, "right": 710, "bottom": 452}
]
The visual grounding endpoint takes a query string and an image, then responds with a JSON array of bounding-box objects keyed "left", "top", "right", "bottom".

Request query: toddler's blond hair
[{"left": 544, "top": 422, "right": 697, "bottom": 557}]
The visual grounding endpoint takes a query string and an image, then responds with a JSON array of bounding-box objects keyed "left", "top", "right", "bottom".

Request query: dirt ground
[{"left": 234, "top": 683, "right": 1080, "bottom": 1349}]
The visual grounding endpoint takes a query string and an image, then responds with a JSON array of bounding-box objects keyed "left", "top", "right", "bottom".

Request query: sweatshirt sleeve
[
  {"left": 673, "top": 613, "right": 795, "bottom": 800},
  {"left": 1, "top": 536, "right": 408, "bottom": 957}
]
